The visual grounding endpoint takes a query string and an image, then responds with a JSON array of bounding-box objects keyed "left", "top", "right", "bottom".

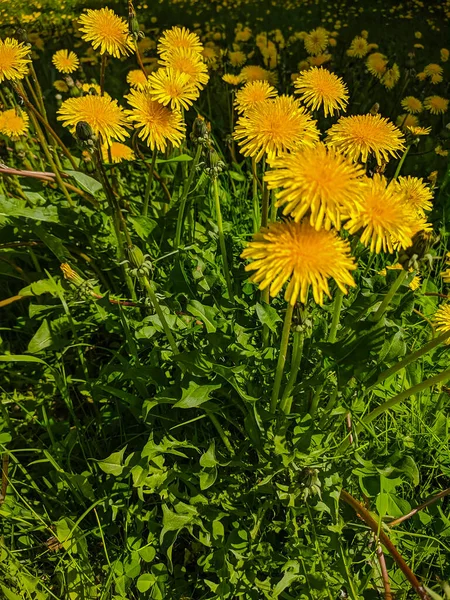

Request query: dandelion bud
[
  {"left": 127, "top": 245, "right": 145, "bottom": 270},
  {"left": 76, "top": 121, "right": 94, "bottom": 142},
  {"left": 190, "top": 114, "right": 210, "bottom": 146},
  {"left": 204, "top": 147, "right": 225, "bottom": 179},
  {"left": 398, "top": 230, "right": 434, "bottom": 270},
  {"left": 61, "top": 263, "right": 85, "bottom": 287},
  {"left": 15, "top": 28, "right": 28, "bottom": 44},
  {"left": 369, "top": 102, "right": 379, "bottom": 115}
]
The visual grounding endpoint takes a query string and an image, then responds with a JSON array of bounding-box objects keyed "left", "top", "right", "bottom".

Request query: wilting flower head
[
  {"left": 222, "top": 73, "right": 242, "bottom": 86},
  {"left": 160, "top": 47, "right": 209, "bottom": 90},
  {"left": 294, "top": 67, "right": 349, "bottom": 117},
  {"left": 52, "top": 49, "right": 79, "bottom": 74},
  {"left": 233, "top": 95, "right": 319, "bottom": 162},
  {"left": 147, "top": 68, "right": 199, "bottom": 111},
  {"left": 127, "top": 69, "right": 148, "bottom": 90},
  {"left": 125, "top": 88, "right": 185, "bottom": 152},
  {"left": 241, "top": 220, "right": 356, "bottom": 306},
  {"left": 157, "top": 26, "right": 203, "bottom": 58},
  {"left": 424, "top": 96, "right": 449, "bottom": 115},
  {"left": 0, "top": 37, "right": 31, "bottom": 83},
  {"left": 78, "top": 8, "right": 135, "bottom": 58},
  {"left": 265, "top": 143, "right": 365, "bottom": 230},
  {"left": 393, "top": 176, "right": 433, "bottom": 217},
  {"left": 345, "top": 174, "right": 418, "bottom": 253},
  {"left": 57, "top": 95, "right": 129, "bottom": 144},
  {"left": 0, "top": 108, "right": 29, "bottom": 140},
  {"left": 407, "top": 125, "right": 431, "bottom": 137},
  {"left": 401, "top": 96, "right": 423, "bottom": 114},
  {"left": 366, "top": 52, "right": 388, "bottom": 79},
  {"left": 326, "top": 113, "right": 405, "bottom": 165},
  {"left": 234, "top": 80, "right": 277, "bottom": 114},
  {"left": 304, "top": 27, "right": 329, "bottom": 56},
  {"left": 347, "top": 36, "right": 369, "bottom": 58},
  {"left": 102, "top": 141, "right": 135, "bottom": 163}
]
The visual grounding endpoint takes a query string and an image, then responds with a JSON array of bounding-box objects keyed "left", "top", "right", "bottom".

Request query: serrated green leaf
[
  {"left": 65, "top": 170, "right": 102, "bottom": 195},
  {"left": 186, "top": 300, "right": 218, "bottom": 333},
  {"left": 174, "top": 381, "right": 221, "bottom": 408},
  {"left": 98, "top": 447, "right": 127, "bottom": 476},
  {"left": 255, "top": 302, "right": 282, "bottom": 332}
]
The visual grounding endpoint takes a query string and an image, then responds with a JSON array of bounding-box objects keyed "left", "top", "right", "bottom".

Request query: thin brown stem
[
  {"left": 388, "top": 487, "right": 450, "bottom": 528},
  {"left": 375, "top": 539, "right": 393, "bottom": 600},
  {"left": 0, "top": 454, "right": 9, "bottom": 504}
]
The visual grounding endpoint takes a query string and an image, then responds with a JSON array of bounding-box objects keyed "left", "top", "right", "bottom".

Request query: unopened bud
[
  {"left": 76, "top": 121, "right": 94, "bottom": 142},
  {"left": 61, "top": 263, "right": 85, "bottom": 287},
  {"left": 127, "top": 245, "right": 145, "bottom": 270}
]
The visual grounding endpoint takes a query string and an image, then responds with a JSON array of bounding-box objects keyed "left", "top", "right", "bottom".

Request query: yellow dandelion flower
[
  {"left": 441, "top": 48, "right": 449, "bottom": 63},
  {"left": 441, "top": 254, "right": 450, "bottom": 283},
  {"left": 222, "top": 73, "right": 242, "bottom": 86},
  {"left": 228, "top": 50, "right": 246, "bottom": 67},
  {"left": 239, "top": 65, "right": 272, "bottom": 83},
  {"left": 347, "top": 36, "right": 369, "bottom": 58},
  {"left": 125, "top": 88, "right": 185, "bottom": 152},
  {"left": 52, "top": 49, "right": 79, "bottom": 74},
  {"left": 381, "top": 64, "right": 400, "bottom": 89},
  {"left": 396, "top": 113, "right": 419, "bottom": 130},
  {"left": 393, "top": 176, "right": 433, "bottom": 216},
  {"left": 233, "top": 95, "right": 320, "bottom": 162},
  {"left": 366, "top": 52, "right": 388, "bottom": 79},
  {"left": 414, "top": 44, "right": 425, "bottom": 50},
  {"left": 265, "top": 143, "right": 366, "bottom": 230},
  {"left": 416, "top": 71, "right": 427, "bottom": 81},
  {"left": 0, "top": 108, "right": 29, "bottom": 140},
  {"left": 160, "top": 47, "right": 209, "bottom": 90},
  {"left": 102, "top": 141, "right": 135, "bottom": 163},
  {"left": 424, "top": 63, "right": 443, "bottom": 78},
  {"left": 307, "top": 53, "right": 332, "bottom": 67},
  {"left": 53, "top": 79, "right": 69, "bottom": 92},
  {"left": 147, "top": 68, "right": 199, "bottom": 111},
  {"left": 326, "top": 113, "right": 405, "bottom": 165},
  {"left": 157, "top": 26, "right": 203, "bottom": 58},
  {"left": 127, "top": 69, "right": 148, "bottom": 90},
  {"left": 81, "top": 82, "right": 106, "bottom": 96},
  {"left": 424, "top": 96, "right": 449, "bottom": 115},
  {"left": 293, "top": 67, "right": 348, "bottom": 117},
  {"left": 234, "top": 80, "right": 277, "bottom": 114},
  {"left": 434, "top": 304, "right": 450, "bottom": 340},
  {"left": 304, "top": 27, "right": 329, "bottom": 56},
  {"left": 78, "top": 8, "right": 134, "bottom": 59},
  {"left": 401, "top": 96, "right": 423, "bottom": 114},
  {"left": 383, "top": 265, "right": 421, "bottom": 291},
  {"left": 241, "top": 220, "right": 356, "bottom": 306},
  {"left": 407, "top": 125, "right": 431, "bottom": 136},
  {"left": 0, "top": 37, "right": 31, "bottom": 83},
  {"left": 408, "top": 275, "right": 421, "bottom": 291},
  {"left": 435, "top": 145, "right": 449, "bottom": 157},
  {"left": 345, "top": 174, "right": 416, "bottom": 253},
  {"left": 57, "top": 95, "right": 129, "bottom": 144}
]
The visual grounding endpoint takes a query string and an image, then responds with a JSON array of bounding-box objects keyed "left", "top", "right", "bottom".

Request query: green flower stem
[
  {"left": 261, "top": 175, "right": 269, "bottom": 229},
  {"left": 279, "top": 327, "right": 304, "bottom": 415},
  {"left": 207, "top": 412, "right": 235, "bottom": 456},
  {"left": 328, "top": 288, "right": 344, "bottom": 343},
  {"left": 371, "top": 269, "right": 408, "bottom": 322},
  {"left": 175, "top": 144, "right": 202, "bottom": 249},
  {"left": 212, "top": 178, "right": 233, "bottom": 299},
  {"left": 27, "top": 63, "right": 48, "bottom": 120},
  {"left": 309, "top": 382, "right": 324, "bottom": 417},
  {"left": 100, "top": 54, "right": 107, "bottom": 96},
  {"left": 338, "top": 367, "right": 450, "bottom": 454},
  {"left": 270, "top": 303, "right": 294, "bottom": 414},
  {"left": 393, "top": 144, "right": 411, "bottom": 179},
  {"left": 140, "top": 275, "right": 178, "bottom": 355},
  {"left": 270, "top": 189, "right": 277, "bottom": 222},
  {"left": 142, "top": 151, "right": 157, "bottom": 217},
  {"left": 369, "top": 329, "right": 450, "bottom": 390}
]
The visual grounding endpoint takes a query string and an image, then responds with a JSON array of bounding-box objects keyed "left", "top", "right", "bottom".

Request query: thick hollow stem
[
  {"left": 393, "top": 145, "right": 411, "bottom": 179},
  {"left": 174, "top": 144, "right": 202, "bottom": 249},
  {"left": 328, "top": 288, "right": 344, "bottom": 343},
  {"left": 279, "top": 328, "right": 304, "bottom": 415},
  {"left": 371, "top": 269, "right": 408, "bottom": 322},
  {"left": 142, "top": 151, "right": 157, "bottom": 216},
  {"left": 270, "top": 303, "right": 294, "bottom": 415},
  {"left": 212, "top": 178, "right": 233, "bottom": 299}
]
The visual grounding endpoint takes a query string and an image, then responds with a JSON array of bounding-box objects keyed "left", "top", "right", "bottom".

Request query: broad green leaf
[
  {"left": 255, "top": 302, "right": 282, "bottom": 332},
  {"left": 228, "top": 170, "right": 246, "bottom": 182},
  {"left": 138, "top": 545, "right": 156, "bottom": 563},
  {"left": 56, "top": 517, "right": 87, "bottom": 555},
  {"left": 0, "top": 355, "right": 49, "bottom": 365},
  {"left": 0, "top": 197, "right": 59, "bottom": 223},
  {"left": 174, "top": 381, "right": 221, "bottom": 408},
  {"left": 136, "top": 573, "right": 156, "bottom": 592},
  {"left": 199, "top": 466, "right": 217, "bottom": 490},
  {"left": 65, "top": 170, "right": 102, "bottom": 195},
  {"left": 160, "top": 504, "right": 196, "bottom": 542},
  {"left": 19, "top": 278, "right": 62, "bottom": 298},
  {"left": 153, "top": 154, "right": 192, "bottom": 164},
  {"left": 98, "top": 447, "right": 127, "bottom": 476},
  {"left": 186, "top": 300, "right": 218, "bottom": 333},
  {"left": 0, "top": 433, "right": 12, "bottom": 444},
  {"left": 129, "top": 215, "right": 157, "bottom": 241},
  {"left": 27, "top": 320, "right": 53, "bottom": 354},
  {"left": 0, "top": 585, "right": 22, "bottom": 600},
  {"left": 199, "top": 442, "right": 217, "bottom": 468}
]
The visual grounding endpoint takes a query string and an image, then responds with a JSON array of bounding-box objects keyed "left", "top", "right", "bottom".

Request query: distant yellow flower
[
  {"left": 424, "top": 96, "right": 449, "bottom": 115},
  {"left": 0, "top": 37, "right": 31, "bottom": 83},
  {"left": 416, "top": 71, "right": 427, "bottom": 81},
  {"left": 81, "top": 83, "right": 104, "bottom": 96},
  {"left": 441, "top": 253, "right": 450, "bottom": 283},
  {"left": 233, "top": 95, "right": 319, "bottom": 162},
  {"left": 160, "top": 47, "right": 209, "bottom": 90},
  {"left": 307, "top": 53, "right": 332, "bottom": 67},
  {"left": 293, "top": 67, "right": 348, "bottom": 117},
  {"left": 53, "top": 79, "right": 69, "bottom": 92},
  {"left": 345, "top": 174, "right": 416, "bottom": 253},
  {"left": 157, "top": 26, "right": 203, "bottom": 58},
  {"left": 326, "top": 113, "right": 404, "bottom": 165},
  {"left": 396, "top": 113, "right": 419, "bottom": 130},
  {"left": 393, "top": 176, "right": 433, "bottom": 217},
  {"left": 424, "top": 63, "right": 443, "bottom": 84},
  {"left": 347, "top": 36, "right": 369, "bottom": 58},
  {"left": 304, "top": 27, "right": 329, "bottom": 56},
  {"left": 125, "top": 88, "right": 185, "bottom": 151},
  {"left": 435, "top": 145, "right": 449, "bottom": 157},
  {"left": 234, "top": 80, "right": 277, "bottom": 114},
  {"left": 241, "top": 220, "right": 356, "bottom": 306},
  {"left": 78, "top": 8, "right": 134, "bottom": 59},
  {"left": 434, "top": 304, "right": 450, "bottom": 340},
  {"left": 222, "top": 73, "right": 242, "bottom": 86},
  {"left": 102, "top": 141, "right": 135, "bottom": 163},
  {"left": 265, "top": 143, "right": 365, "bottom": 230},
  {"left": 401, "top": 96, "right": 423, "bottom": 114},
  {"left": 127, "top": 69, "right": 148, "bottom": 90},
  {"left": 239, "top": 64, "right": 272, "bottom": 83},
  {"left": 441, "top": 48, "right": 449, "bottom": 63},
  {"left": 0, "top": 108, "right": 29, "bottom": 139},
  {"left": 415, "top": 32, "right": 422, "bottom": 39},
  {"left": 57, "top": 95, "right": 129, "bottom": 144},
  {"left": 414, "top": 44, "right": 425, "bottom": 50},
  {"left": 407, "top": 125, "right": 431, "bottom": 137},
  {"left": 381, "top": 64, "right": 400, "bottom": 89},
  {"left": 228, "top": 50, "right": 246, "bottom": 67},
  {"left": 366, "top": 52, "right": 388, "bottom": 79},
  {"left": 52, "top": 49, "right": 79, "bottom": 74},
  {"left": 147, "top": 68, "right": 199, "bottom": 111}
]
